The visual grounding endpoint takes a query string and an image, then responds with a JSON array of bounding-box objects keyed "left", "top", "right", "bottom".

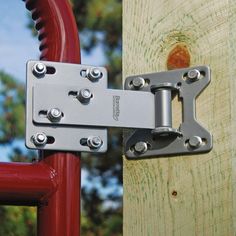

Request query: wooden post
[{"left": 123, "top": 0, "right": 236, "bottom": 235}]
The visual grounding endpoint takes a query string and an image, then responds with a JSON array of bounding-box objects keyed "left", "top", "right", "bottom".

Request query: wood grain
[{"left": 123, "top": 0, "right": 236, "bottom": 235}]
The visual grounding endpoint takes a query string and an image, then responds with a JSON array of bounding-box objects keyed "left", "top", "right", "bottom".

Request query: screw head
[
  {"left": 32, "top": 133, "right": 47, "bottom": 146},
  {"left": 134, "top": 141, "right": 148, "bottom": 154},
  {"left": 77, "top": 88, "right": 92, "bottom": 103},
  {"left": 86, "top": 67, "right": 103, "bottom": 81},
  {"left": 47, "top": 108, "right": 62, "bottom": 122},
  {"left": 187, "top": 69, "right": 201, "bottom": 81},
  {"left": 132, "top": 77, "right": 145, "bottom": 89},
  {"left": 87, "top": 136, "right": 103, "bottom": 149},
  {"left": 33, "top": 63, "right": 47, "bottom": 77},
  {"left": 188, "top": 136, "right": 202, "bottom": 148}
]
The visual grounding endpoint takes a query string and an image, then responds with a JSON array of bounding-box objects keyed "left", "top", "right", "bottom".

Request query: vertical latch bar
[{"left": 154, "top": 89, "right": 172, "bottom": 128}]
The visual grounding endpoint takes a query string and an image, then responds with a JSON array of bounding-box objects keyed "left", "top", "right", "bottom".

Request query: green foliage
[
  {"left": 0, "top": 206, "right": 36, "bottom": 236},
  {"left": 81, "top": 187, "right": 122, "bottom": 236},
  {"left": 73, "top": 0, "right": 121, "bottom": 51},
  {"left": 0, "top": 72, "right": 25, "bottom": 144}
]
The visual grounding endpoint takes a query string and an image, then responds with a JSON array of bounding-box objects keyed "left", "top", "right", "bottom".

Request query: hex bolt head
[
  {"left": 47, "top": 108, "right": 63, "bottom": 122},
  {"left": 187, "top": 69, "right": 201, "bottom": 81},
  {"left": 86, "top": 67, "right": 103, "bottom": 81},
  {"left": 132, "top": 77, "right": 145, "bottom": 89},
  {"left": 87, "top": 136, "right": 103, "bottom": 149},
  {"left": 32, "top": 133, "right": 47, "bottom": 146},
  {"left": 33, "top": 62, "right": 47, "bottom": 78},
  {"left": 188, "top": 136, "right": 202, "bottom": 148},
  {"left": 77, "top": 88, "right": 92, "bottom": 104},
  {"left": 134, "top": 141, "right": 148, "bottom": 154}
]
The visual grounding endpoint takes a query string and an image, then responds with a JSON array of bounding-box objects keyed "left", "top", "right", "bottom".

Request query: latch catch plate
[{"left": 124, "top": 66, "right": 212, "bottom": 158}]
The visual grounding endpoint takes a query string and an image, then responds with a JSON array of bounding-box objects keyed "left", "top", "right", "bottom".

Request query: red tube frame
[{"left": 0, "top": 0, "right": 81, "bottom": 235}]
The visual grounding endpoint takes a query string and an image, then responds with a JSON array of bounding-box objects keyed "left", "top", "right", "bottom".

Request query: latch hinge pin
[{"left": 151, "top": 83, "right": 181, "bottom": 137}]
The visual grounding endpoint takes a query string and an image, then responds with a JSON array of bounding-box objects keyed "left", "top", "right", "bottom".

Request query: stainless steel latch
[{"left": 26, "top": 61, "right": 212, "bottom": 158}]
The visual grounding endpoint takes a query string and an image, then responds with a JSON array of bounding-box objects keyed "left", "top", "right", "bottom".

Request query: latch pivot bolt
[
  {"left": 47, "top": 108, "right": 63, "bottom": 122},
  {"left": 87, "top": 136, "right": 103, "bottom": 149},
  {"left": 134, "top": 141, "right": 148, "bottom": 154},
  {"left": 132, "top": 77, "right": 145, "bottom": 89},
  {"left": 86, "top": 68, "right": 103, "bottom": 81},
  {"left": 32, "top": 133, "right": 47, "bottom": 146},
  {"left": 77, "top": 89, "right": 92, "bottom": 104},
  {"left": 187, "top": 69, "right": 201, "bottom": 81},
  {"left": 33, "top": 63, "right": 46, "bottom": 78}
]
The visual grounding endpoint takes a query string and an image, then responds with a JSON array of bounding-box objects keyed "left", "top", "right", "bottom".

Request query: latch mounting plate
[{"left": 26, "top": 61, "right": 108, "bottom": 153}]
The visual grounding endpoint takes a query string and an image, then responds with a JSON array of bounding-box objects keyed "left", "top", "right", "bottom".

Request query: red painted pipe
[
  {"left": 0, "top": 0, "right": 81, "bottom": 235},
  {"left": 0, "top": 162, "right": 57, "bottom": 206},
  {"left": 25, "top": 0, "right": 81, "bottom": 63},
  {"left": 38, "top": 152, "right": 81, "bottom": 236},
  {"left": 25, "top": 0, "right": 82, "bottom": 235}
]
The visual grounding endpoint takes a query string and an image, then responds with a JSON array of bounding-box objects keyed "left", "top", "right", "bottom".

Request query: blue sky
[
  {"left": 0, "top": 1, "right": 38, "bottom": 82},
  {"left": 0, "top": 0, "right": 105, "bottom": 82}
]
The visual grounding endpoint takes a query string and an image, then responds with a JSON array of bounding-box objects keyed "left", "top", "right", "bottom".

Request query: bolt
[
  {"left": 187, "top": 69, "right": 201, "bottom": 81},
  {"left": 132, "top": 77, "right": 145, "bottom": 89},
  {"left": 47, "top": 108, "right": 63, "bottom": 122},
  {"left": 87, "top": 136, "right": 103, "bottom": 149},
  {"left": 134, "top": 141, "right": 148, "bottom": 154},
  {"left": 77, "top": 88, "right": 92, "bottom": 104},
  {"left": 32, "top": 133, "right": 47, "bottom": 146},
  {"left": 86, "top": 67, "right": 103, "bottom": 81},
  {"left": 188, "top": 136, "right": 202, "bottom": 148},
  {"left": 33, "top": 62, "right": 47, "bottom": 77}
]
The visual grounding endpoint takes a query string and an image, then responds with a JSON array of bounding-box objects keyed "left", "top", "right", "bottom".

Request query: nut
[
  {"left": 32, "top": 133, "right": 47, "bottom": 146},
  {"left": 47, "top": 108, "right": 63, "bottom": 122},
  {"left": 87, "top": 136, "right": 103, "bottom": 149},
  {"left": 86, "top": 68, "right": 103, "bottom": 81},
  {"left": 187, "top": 69, "right": 201, "bottom": 81},
  {"left": 188, "top": 136, "right": 202, "bottom": 148},
  {"left": 132, "top": 77, "right": 145, "bottom": 89},
  {"left": 134, "top": 141, "right": 148, "bottom": 154},
  {"left": 33, "top": 62, "right": 47, "bottom": 78},
  {"left": 77, "top": 88, "right": 92, "bottom": 104}
]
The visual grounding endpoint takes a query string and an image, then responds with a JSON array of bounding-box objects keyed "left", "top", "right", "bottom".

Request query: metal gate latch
[{"left": 26, "top": 61, "right": 212, "bottom": 158}]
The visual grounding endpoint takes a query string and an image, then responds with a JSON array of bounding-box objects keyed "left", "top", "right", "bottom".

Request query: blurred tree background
[{"left": 0, "top": 0, "right": 122, "bottom": 235}]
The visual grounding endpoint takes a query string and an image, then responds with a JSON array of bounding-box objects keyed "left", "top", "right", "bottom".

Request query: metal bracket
[
  {"left": 26, "top": 61, "right": 108, "bottom": 153},
  {"left": 124, "top": 66, "right": 212, "bottom": 158},
  {"left": 26, "top": 61, "right": 212, "bottom": 158}
]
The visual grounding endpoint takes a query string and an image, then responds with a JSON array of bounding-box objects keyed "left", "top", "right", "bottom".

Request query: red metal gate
[{"left": 0, "top": 0, "right": 81, "bottom": 235}]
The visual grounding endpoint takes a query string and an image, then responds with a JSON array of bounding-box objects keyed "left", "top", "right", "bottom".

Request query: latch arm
[{"left": 33, "top": 85, "right": 156, "bottom": 129}]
